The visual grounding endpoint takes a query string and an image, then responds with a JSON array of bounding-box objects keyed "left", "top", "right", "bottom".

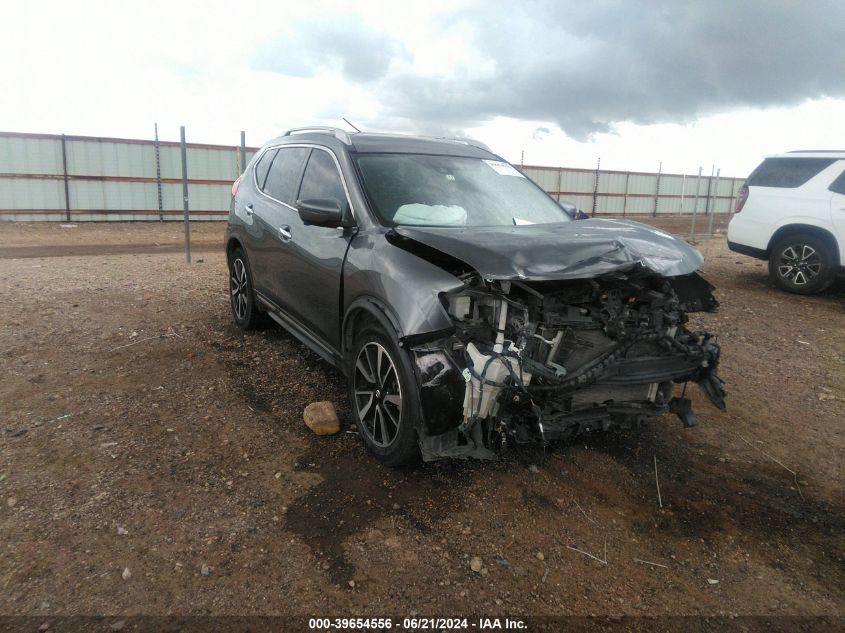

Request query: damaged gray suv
[{"left": 226, "top": 128, "right": 726, "bottom": 466}]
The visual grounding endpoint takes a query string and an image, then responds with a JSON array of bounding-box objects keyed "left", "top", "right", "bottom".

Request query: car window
[
  {"left": 746, "top": 157, "right": 835, "bottom": 188},
  {"left": 253, "top": 148, "right": 277, "bottom": 190},
  {"left": 829, "top": 168, "right": 845, "bottom": 195},
  {"left": 263, "top": 147, "right": 309, "bottom": 205},
  {"left": 297, "top": 149, "right": 347, "bottom": 205},
  {"left": 355, "top": 154, "right": 569, "bottom": 227}
]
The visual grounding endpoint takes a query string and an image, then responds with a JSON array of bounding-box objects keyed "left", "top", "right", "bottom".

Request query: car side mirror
[
  {"left": 296, "top": 198, "right": 348, "bottom": 227},
  {"left": 559, "top": 201, "right": 587, "bottom": 220}
]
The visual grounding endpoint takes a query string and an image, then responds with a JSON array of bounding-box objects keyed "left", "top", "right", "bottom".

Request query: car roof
[
  {"left": 348, "top": 133, "right": 495, "bottom": 158},
  {"left": 264, "top": 128, "right": 498, "bottom": 159},
  {"left": 768, "top": 150, "right": 845, "bottom": 159}
]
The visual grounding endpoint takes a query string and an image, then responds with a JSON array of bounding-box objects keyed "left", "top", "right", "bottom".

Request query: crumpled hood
[{"left": 392, "top": 218, "right": 704, "bottom": 280}]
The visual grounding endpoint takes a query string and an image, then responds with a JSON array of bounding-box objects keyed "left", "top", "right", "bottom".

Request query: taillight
[
  {"left": 231, "top": 176, "right": 241, "bottom": 197},
  {"left": 735, "top": 185, "right": 748, "bottom": 212}
]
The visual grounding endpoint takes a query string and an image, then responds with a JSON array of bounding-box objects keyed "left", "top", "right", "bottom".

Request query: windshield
[{"left": 354, "top": 154, "right": 571, "bottom": 227}]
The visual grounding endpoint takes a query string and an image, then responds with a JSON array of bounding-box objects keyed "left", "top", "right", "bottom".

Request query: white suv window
[
  {"left": 828, "top": 168, "right": 845, "bottom": 195},
  {"left": 746, "top": 157, "right": 836, "bottom": 188}
]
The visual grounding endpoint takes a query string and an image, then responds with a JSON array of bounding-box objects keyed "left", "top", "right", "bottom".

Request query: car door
[
  {"left": 829, "top": 165, "right": 845, "bottom": 256},
  {"left": 278, "top": 147, "right": 356, "bottom": 351},
  {"left": 236, "top": 146, "right": 277, "bottom": 294},
  {"left": 249, "top": 146, "right": 309, "bottom": 304}
]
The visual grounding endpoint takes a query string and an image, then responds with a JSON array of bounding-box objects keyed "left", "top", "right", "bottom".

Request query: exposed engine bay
[{"left": 411, "top": 267, "right": 726, "bottom": 461}]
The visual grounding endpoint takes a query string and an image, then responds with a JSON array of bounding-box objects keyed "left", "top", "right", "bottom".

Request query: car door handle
[
  {"left": 244, "top": 203, "right": 254, "bottom": 216},
  {"left": 278, "top": 225, "right": 292, "bottom": 241}
]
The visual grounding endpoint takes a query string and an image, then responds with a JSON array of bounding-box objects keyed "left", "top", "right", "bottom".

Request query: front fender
[{"left": 342, "top": 231, "right": 465, "bottom": 342}]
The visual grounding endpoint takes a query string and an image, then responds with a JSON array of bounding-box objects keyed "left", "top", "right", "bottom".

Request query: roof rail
[
  {"left": 786, "top": 149, "right": 845, "bottom": 153},
  {"left": 283, "top": 126, "right": 353, "bottom": 145},
  {"left": 443, "top": 136, "right": 492, "bottom": 152}
]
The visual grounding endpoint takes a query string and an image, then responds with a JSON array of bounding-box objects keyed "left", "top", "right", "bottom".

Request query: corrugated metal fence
[
  {"left": 0, "top": 131, "right": 258, "bottom": 221},
  {"left": 0, "top": 131, "right": 741, "bottom": 221},
  {"left": 522, "top": 165, "right": 743, "bottom": 216}
]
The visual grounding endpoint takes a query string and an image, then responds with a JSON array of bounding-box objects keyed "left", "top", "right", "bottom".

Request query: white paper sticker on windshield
[{"left": 483, "top": 160, "right": 525, "bottom": 177}]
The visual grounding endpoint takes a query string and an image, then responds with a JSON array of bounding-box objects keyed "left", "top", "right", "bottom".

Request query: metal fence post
[
  {"left": 60, "top": 134, "right": 71, "bottom": 223},
  {"left": 707, "top": 168, "right": 721, "bottom": 237},
  {"left": 591, "top": 157, "right": 600, "bottom": 217},
  {"left": 622, "top": 171, "right": 630, "bottom": 217},
  {"left": 180, "top": 126, "right": 191, "bottom": 263},
  {"left": 679, "top": 174, "right": 686, "bottom": 216},
  {"left": 652, "top": 161, "right": 662, "bottom": 217},
  {"left": 555, "top": 167, "right": 562, "bottom": 203},
  {"left": 154, "top": 123, "right": 163, "bottom": 222},
  {"left": 239, "top": 131, "right": 246, "bottom": 177},
  {"left": 689, "top": 166, "right": 703, "bottom": 242},
  {"left": 698, "top": 164, "right": 715, "bottom": 240}
]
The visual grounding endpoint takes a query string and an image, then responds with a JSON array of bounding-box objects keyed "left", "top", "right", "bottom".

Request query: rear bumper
[{"left": 727, "top": 240, "right": 767, "bottom": 260}]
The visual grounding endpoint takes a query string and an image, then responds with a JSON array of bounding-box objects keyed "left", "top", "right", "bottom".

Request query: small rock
[
  {"left": 348, "top": 580, "right": 356, "bottom": 588},
  {"left": 109, "top": 620, "right": 126, "bottom": 631},
  {"left": 303, "top": 401, "right": 341, "bottom": 436},
  {"left": 536, "top": 551, "right": 545, "bottom": 561},
  {"left": 7, "top": 497, "right": 16, "bottom": 508},
  {"left": 201, "top": 565, "right": 211, "bottom": 576},
  {"left": 495, "top": 598, "right": 503, "bottom": 606},
  {"left": 122, "top": 567, "right": 131, "bottom": 581},
  {"left": 116, "top": 526, "right": 127, "bottom": 536},
  {"left": 470, "top": 556, "right": 483, "bottom": 573},
  {"left": 707, "top": 578, "right": 719, "bottom": 585},
  {"left": 392, "top": 503, "right": 400, "bottom": 510},
  {"left": 274, "top": 472, "right": 282, "bottom": 479},
  {"left": 528, "top": 464, "right": 539, "bottom": 474}
]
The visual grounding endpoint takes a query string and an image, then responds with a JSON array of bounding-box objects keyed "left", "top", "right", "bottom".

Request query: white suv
[{"left": 728, "top": 151, "right": 845, "bottom": 294}]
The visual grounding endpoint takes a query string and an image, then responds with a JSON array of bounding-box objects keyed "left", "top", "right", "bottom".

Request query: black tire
[
  {"left": 228, "top": 248, "right": 266, "bottom": 330},
  {"left": 768, "top": 233, "right": 836, "bottom": 295},
  {"left": 347, "top": 324, "right": 420, "bottom": 467}
]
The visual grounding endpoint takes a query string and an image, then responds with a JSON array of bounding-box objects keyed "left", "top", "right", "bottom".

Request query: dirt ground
[{"left": 0, "top": 221, "right": 843, "bottom": 624}]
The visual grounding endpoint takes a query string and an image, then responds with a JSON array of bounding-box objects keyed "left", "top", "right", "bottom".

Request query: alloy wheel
[
  {"left": 230, "top": 258, "right": 249, "bottom": 320},
  {"left": 777, "top": 244, "right": 821, "bottom": 286},
  {"left": 353, "top": 342, "right": 403, "bottom": 447}
]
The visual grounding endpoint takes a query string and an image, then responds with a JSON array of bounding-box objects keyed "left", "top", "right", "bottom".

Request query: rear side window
[
  {"left": 829, "top": 168, "right": 845, "bottom": 195},
  {"left": 746, "top": 157, "right": 835, "bottom": 188},
  {"left": 297, "top": 149, "right": 347, "bottom": 205},
  {"left": 253, "top": 149, "right": 276, "bottom": 190},
  {"left": 263, "top": 147, "right": 309, "bottom": 205}
]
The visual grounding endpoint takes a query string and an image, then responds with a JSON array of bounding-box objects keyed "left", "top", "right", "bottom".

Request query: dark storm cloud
[
  {"left": 256, "top": 1, "right": 845, "bottom": 138},
  {"left": 253, "top": 14, "right": 408, "bottom": 82}
]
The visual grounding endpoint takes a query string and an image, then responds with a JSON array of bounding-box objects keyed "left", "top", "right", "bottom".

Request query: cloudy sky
[{"left": 1, "top": 0, "right": 842, "bottom": 175}]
